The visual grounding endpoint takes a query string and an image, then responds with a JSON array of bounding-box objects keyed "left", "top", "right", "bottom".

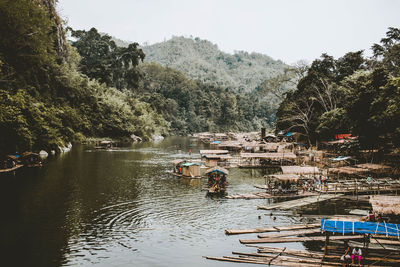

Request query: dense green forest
[
  {"left": 0, "top": 1, "right": 277, "bottom": 154},
  {"left": 276, "top": 27, "right": 400, "bottom": 150},
  {"left": 141, "top": 36, "right": 289, "bottom": 93},
  {"left": 0, "top": 0, "right": 167, "bottom": 154},
  {"left": 69, "top": 28, "right": 276, "bottom": 135}
]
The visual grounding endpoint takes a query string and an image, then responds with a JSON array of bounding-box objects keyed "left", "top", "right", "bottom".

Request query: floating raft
[
  {"left": 0, "top": 164, "right": 23, "bottom": 173},
  {"left": 225, "top": 223, "right": 319, "bottom": 235},
  {"left": 257, "top": 194, "right": 343, "bottom": 210},
  {"left": 239, "top": 234, "right": 364, "bottom": 244}
]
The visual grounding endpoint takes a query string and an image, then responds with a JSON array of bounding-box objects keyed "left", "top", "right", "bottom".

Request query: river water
[{"left": 0, "top": 137, "right": 352, "bottom": 267}]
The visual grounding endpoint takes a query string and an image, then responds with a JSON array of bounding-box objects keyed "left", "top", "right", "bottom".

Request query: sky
[{"left": 57, "top": 0, "right": 400, "bottom": 65}]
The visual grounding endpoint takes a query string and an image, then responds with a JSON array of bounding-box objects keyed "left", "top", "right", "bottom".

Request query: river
[{"left": 0, "top": 137, "right": 352, "bottom": 267}]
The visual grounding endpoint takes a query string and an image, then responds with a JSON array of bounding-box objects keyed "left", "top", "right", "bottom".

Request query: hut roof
[
  {"left": 171, "top": 159, "right": 186, "bottom": 165},
  {"left": 259, "top": 143, "right": 280, "bottom": 150},
  {"left": 204, "top": 154, "right": 232, "bottom": 159},
  {"left": 217, "top": 141, "right": 242, "bottom": 148},
  {"left": 240, "top": 152, "right": 297, "bottom": 160},
  {"left": 370, "top": 195, "right": 400, "bottom": 215},
  {"left": 205, "top": 166, "right": 229, "bottom": 175},
  {"left": 328, "top": 166, "right": 369, "bottom": 175},
  {"left": 281, "top": 166, "right": 320, "bottom": 175},
  {"left": 200, "top": 150, "right": 229, "bottom": 155},
  {"left": 267, "top": 174, "right": 301, "bottom": 181},
  {"left": 355, "top": 163, "right": 391, "bottom": 170},
  {"left": 181, "top": 162, "right": 201, "bottom": 167},
  {"left": 100, "top": 140, "right": 113, "bottom": 144}
]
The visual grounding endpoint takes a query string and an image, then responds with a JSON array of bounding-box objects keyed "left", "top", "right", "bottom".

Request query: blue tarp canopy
[
  {"left": 211, "top": 141, "right": 221, "bottom": 144},
  {"left": 285, "top": 132, "right": 293, "bottom": 136},
  {"left": 321, "top": 219, "right": 400, "bottom": 237}
]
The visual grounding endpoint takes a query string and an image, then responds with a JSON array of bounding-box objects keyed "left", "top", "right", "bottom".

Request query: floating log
[
  {"left": 0, "top": 164, "right": 23, "bottom": 173},
  {"left": 240, "top": 235, "right": 364, "bottom": 244},
  {"left": 257, "top": 194, "right": 343, "bottom": 210},
  {"left": 257, "top": 228, "right": 321, "bottom": 238},
  {"left": 225, "top": 223, "right": 319, "bottom": 235}
]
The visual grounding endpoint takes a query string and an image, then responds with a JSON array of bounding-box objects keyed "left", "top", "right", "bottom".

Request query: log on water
[
  {"left": 257, "top": 228, "right": 321, "bottom": 238},
  {"left": 225, "top": 223, "right": 319, "bottom": 235},
  {"left": 240, "top": 234, "right": 364, "bottom": 244}
]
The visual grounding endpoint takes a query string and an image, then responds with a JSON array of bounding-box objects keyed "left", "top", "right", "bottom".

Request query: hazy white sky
[{"left": 58, "top": 0, "right": 400, "bottom": 64}]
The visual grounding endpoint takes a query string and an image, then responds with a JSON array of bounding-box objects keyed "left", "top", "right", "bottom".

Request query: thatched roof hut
[
  {"left": 370, "top": 195, "right": 400, "bottom": 215},
  {"left": 281, "top": 166, "right": 319, "bottom": 175}
]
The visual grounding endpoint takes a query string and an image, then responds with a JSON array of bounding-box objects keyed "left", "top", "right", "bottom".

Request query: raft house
[
  {"left": 206, "top": 166, "right": 229, "bottom": 196},
  {"left": 171, "top": 159, "right": 201, "bottom": 178}
]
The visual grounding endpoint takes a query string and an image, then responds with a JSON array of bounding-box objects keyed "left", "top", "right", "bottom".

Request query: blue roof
[
  {"left": 211, "top": 141, "right": 221, "bottom": 144},
  {"left": 321, "top": 219, "right": 400, "bottom": 237}
]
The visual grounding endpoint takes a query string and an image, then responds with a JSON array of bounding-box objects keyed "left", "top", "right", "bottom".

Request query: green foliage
[
  {"left": 0, "top": 2, "right": 169, "bottom": 154},
  {"left": 136, "top": 62, "right": 273, "bottom": 134},
  {"left": 69, "top": 28, "right": 145, "bottom": 90},
  {"left": 141, "top": 36, "right": 288, "bottom": 92},
  {"left": 276, "top": 27, "right": 400, "bottom": 150}
]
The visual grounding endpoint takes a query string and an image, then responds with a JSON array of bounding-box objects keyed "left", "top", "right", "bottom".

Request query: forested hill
[{"left": 140, "top": 36, "right": 288, "bottom": 92}]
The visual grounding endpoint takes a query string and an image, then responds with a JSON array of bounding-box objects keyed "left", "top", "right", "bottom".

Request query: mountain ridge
[{"left": 111, "top": 35, "right": 289, "bottom": 92}]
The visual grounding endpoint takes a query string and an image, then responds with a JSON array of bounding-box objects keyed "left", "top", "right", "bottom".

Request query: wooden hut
[
  {"left": 171, "top": 159, "right": 186, "bottom": 176},
  {"left": 181, "top": 162, "right": 201, "bottom": 178},
  {"left": 203, "top": 154, "right": 232, "bottom": 167}
]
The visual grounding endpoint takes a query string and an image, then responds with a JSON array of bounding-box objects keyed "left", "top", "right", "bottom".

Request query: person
[
  {"left": 366, "top": 210, "right": 375, "bottom": 222},
  {"left": 340, "top": 244, "right": 351, "bottom": 267},
  {"left": 351, "top": 247, "right": 362, "bottom": 266}
]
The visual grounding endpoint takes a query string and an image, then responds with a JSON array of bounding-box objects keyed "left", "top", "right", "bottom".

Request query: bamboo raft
[
  {"left": 0, "top": 164, "right": 23, "bottom": 173},
  {"left": 239, "top": 234, "right": 364, "bottom": 244},
  {"left": 257, "top": 194, "right": 343, "bottom": 210},
  {"left": 225, "top": 223, "right": 319, "bottom": 235}
]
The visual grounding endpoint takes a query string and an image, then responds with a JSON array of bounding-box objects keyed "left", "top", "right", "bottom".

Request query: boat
[{"left": 205, "top": 166, "right": 229, "bottom": 197}]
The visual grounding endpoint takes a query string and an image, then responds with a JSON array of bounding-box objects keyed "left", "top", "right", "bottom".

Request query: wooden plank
[
  {"left": 257, "top": 228, "right": 321, "bottom": 238},
  {"left": 240, "top": 235, "right": 364, "bottom": 244},
  {"left": 206, "top": 256, "right": 339, "bottom": 267},
  {"left": 0, "top": 164, "right": 23, "bottom": 173},
  {"left": 225, "top": 223, "right": 319, "bottom": 235},
  {"left": 257, "top": 194, "right": 343, "bottom": 210}
]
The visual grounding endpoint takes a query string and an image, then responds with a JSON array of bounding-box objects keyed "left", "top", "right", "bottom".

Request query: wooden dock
[{"left": 257, "top": 194, "right": 343, "bottom": 210}]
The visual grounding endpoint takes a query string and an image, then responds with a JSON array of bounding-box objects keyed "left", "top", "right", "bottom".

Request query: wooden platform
[
  {"left": 225, "top": 223, "right": 319, "bottom": 235},
  {"left": 257, "top": 194, "right": 343, "bottom": 210}
]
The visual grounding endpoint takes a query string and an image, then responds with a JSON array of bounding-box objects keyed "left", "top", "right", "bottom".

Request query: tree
[{"left": 69, "top": 27, "right": 145, "bottom": 90}]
